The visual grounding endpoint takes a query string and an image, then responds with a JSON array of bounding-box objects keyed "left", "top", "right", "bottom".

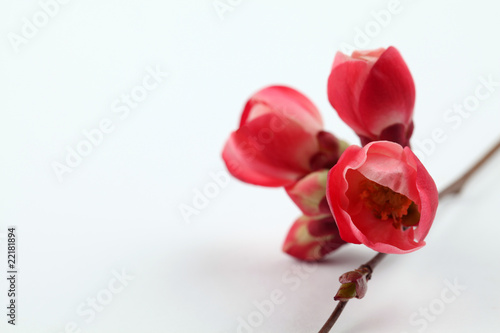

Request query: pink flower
[
  {"left": 327, "top": 47, "right": 416, "bottom": 147},
  {"left": 223, "top": 86, "right": 341, "bottom": 187},
  {"left": 282, "top": 215, "right": 345, "bottom": 261},
  {"left": 326, "top": 141, "right": 438, "bottom": 254}
]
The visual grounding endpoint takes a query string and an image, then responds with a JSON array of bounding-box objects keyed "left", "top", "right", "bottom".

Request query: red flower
[
  {"left": 327, "top": 47, "right": 415, "bottom": 147},
  {"left": 326, "top": 141, "right": 438, "bottom": 254},
  {"left": 223, "top": 86, "right": 341, "bottom": 187},
  {"left": 282, "top": 215, "right": 345, "bottom": 261}
]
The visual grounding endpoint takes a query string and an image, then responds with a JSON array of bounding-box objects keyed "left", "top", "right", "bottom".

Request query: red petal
[
  {"left": 240, "top": 86, "right": 323, "bottom": 134},
  {"left": 407, "top": 147, "right": 439, "bottom": 243},
  {"left": 326, "top": 145, "right": 364, "bottom": 244},
  {"left": 357, "top": 47, "right": 415, "bottom": 136},
  {"left": 327, "top": 54, "right": 373, "bottom": 137},
  {"left": 356, "top": 141, "right": 420, "bottom": 205}
]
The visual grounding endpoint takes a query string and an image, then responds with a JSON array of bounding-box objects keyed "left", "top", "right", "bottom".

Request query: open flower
[
  {"left": 327, "top": 47, "right": 415, "bottom": 147},
  {"left": 223, "top": 85, "right": 341, "bottom": 187},
  {"left": 326, "top": 141, "right": 438, "bottom": 254}
]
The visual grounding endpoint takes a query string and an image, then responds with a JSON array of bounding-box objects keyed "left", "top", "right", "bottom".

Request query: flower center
[{"left": 359, "top": 179, "right": 420, "bottom": 229}]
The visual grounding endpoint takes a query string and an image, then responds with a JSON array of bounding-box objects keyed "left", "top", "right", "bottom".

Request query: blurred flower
[
  {"left": 326, "top": 141, "right": 438, "bottom": 254},
  {"left": 222, "top": 86, "right": 341, "bottom": 187},
  {"left": 327, "top": 47, "right": 415, "bottom": 147}
]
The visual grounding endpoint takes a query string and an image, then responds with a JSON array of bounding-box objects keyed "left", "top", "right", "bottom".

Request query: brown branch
[
  {"left": 318, "top": 137, "right": 500, "bottom": 332},
  {"left": 318, "top": 301, "right": 347, "bottom": 333},
  {"left": 439, "top": 138, "right": 500, "bottom": 199}
]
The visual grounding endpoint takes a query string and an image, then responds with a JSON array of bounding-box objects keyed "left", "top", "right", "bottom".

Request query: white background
[{"left": 1, "top": 0, "right": 500, "bottom": 332}]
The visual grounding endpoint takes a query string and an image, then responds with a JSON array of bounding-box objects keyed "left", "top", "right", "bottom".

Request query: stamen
[{"left": 359, "top": 179, "right": 420, "bottom": 229}]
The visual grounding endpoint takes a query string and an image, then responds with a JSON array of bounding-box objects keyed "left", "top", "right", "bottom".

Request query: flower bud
[
  {"left": 334, "top": 267, "right": 371, "bottom": 301},
  {"left": 223, "top": 86, "right": 340, "bottom": 187},
  {"left": 327, "top": 47, "right": 415, "bottom": 147},
  {"left": 282, "top": 215, "right": 346, "bottom": 261}
]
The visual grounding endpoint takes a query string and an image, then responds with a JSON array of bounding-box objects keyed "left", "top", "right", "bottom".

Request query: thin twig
[
  {"left": 439, "top": 138, "right": 500, "bottom": 199},
  {"left": 318, "top": 301, "right": 347, "bottom": 333},
  {"left": 363, "top": 252, "right": 387, "bottom": 275}
]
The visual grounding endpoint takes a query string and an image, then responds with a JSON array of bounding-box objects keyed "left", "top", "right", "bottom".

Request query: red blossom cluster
[{"left": 222, "top": 47, "right": 438, "bottom": 259}]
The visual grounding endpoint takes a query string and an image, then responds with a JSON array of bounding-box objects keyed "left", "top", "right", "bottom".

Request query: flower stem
[{"left": 318, "top": 137, "right": 500, "bottom": 333}]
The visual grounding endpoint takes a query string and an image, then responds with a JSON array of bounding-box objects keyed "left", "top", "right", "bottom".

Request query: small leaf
[{"left": 334, "top": 282, "right": 357, "bottom": 301}]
